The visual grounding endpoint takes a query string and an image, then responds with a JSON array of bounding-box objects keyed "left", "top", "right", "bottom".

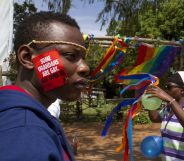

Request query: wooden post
[{"left": 0, "top": 65, "right": 3, "bottom": 86}]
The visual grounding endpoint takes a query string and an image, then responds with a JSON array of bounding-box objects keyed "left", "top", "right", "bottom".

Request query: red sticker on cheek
[{"left": 32, "top": 49, "right": 68, "bottom": 92}]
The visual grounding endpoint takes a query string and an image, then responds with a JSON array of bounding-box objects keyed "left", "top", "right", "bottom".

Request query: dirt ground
[{"left": 63, "top": 122, "right": 162, "bottom": 161}]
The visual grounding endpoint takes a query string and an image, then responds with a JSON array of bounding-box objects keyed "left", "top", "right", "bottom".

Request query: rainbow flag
[{"left": 116, "top": 44, "right": 181, "bottom": 84}]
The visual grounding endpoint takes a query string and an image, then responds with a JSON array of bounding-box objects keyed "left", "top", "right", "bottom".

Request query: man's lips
[{"left": 74, "top": 79, "right": 88, "bottom": 90}]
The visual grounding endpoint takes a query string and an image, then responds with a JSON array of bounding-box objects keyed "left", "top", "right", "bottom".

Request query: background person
[
  {"left": 146, "top": 71, "right": 184, "bottom": 160},
  {"left": 48, "top": 99, "right": 61, "bottom": 119}
]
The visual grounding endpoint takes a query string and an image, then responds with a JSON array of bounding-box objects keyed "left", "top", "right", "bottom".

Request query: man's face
[{"left": 33, "top": 22, "right": 90, "bottom": 101}]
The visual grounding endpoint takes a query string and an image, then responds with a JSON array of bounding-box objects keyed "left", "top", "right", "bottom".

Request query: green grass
[{"left": 60, "top": 99, "right": 151, "bottom": 124}]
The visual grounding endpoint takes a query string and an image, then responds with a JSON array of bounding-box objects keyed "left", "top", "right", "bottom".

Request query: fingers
[
  {"left": 146, "top": 84, "right": 157, "bottom": 90},
  {"left": 146, "top": 86, "right": 157, "bottom": 93},
  {"left": 147, "top": 93, "right": 157, "bottom": 98}
]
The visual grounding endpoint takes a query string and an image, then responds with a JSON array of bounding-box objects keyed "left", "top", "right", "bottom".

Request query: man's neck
[{"left": 15, "top": 80, "right": 55, "bottom": 108}]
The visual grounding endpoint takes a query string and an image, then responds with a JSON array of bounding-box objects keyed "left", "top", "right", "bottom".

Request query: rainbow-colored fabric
[{"left": 115, "top": 44, "right": 181, "bottom": 84}]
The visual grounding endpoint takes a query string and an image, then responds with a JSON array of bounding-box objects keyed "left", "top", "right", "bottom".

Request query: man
[
  {"left": 0, "top": 12, "right": 89, "bottom": 161},
  {"left": 146, "top": 71, "right": 184, "bottom": 160}
]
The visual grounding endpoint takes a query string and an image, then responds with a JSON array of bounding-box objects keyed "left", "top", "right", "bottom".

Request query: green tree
[
  {"left": 19, "top": 0, "right": 72, "bottom": 14},
  {"left": 138, "top": 0, "right": 184, "bottom": 40},
  {"left": 101, "top": 0, "right": 184, "bottom": 40},
  {"left": 42, "top": 0, "right": 72, "bottom": 13},
  {"left": 14, "top": 1, "right": 37, "bottom": 32},
  {"left": 85, "top": 0, "right": 184, "bottom": 40}
]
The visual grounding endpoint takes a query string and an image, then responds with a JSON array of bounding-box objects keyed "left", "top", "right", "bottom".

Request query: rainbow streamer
[
  {"left": 96, "top": 51, "right": 125, "bottom": 78},
  {"left": 116, "top": 102, "right": 142, "bottom": 161},
  {"left": 90, "top": 37, "right": 118, "bottom": 78},
  {"left": 102, "top": 74, "right": 159, "bottom": 161},
  {"left": 90, "top": 36, "right": 128, "bottom": 80}
]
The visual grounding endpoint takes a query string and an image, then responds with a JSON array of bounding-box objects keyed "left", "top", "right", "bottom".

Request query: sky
[
  {"left": 68, "top": 0, "right": 108, "bottom": 36},
  {"left": 16, "top": 0, "right": 108, "bottom": 36}
]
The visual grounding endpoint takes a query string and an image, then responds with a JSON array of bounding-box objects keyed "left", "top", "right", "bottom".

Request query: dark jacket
[{"left": 0, "top": 86, "right": 75, "bottom": 161}]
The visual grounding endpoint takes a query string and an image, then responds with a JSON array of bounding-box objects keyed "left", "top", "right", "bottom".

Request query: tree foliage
[
  {"left": 17, "top": 0, "right": 72, "bottom": 14},
  {"left": 138, "top": 0, "right": 184, "bottom": 39},
  {"left": 82, "top": 0, "right": 148, "bottom": 36},
  {"left": 14, "top": 1, "right": 37, "bottom": 33},
  {"left": 85, "top": 0, "right": 184, "bottom": 40},
  {"left": 42, "top": 0, "right": 72, "bottom": 13},
  {"left": 106, "top": 0, "right": 184, "bottom": 40}
]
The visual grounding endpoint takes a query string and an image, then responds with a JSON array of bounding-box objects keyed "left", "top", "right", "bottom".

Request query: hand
[{"left": 145, "top": 85, "right": 173, "bottom": 102}]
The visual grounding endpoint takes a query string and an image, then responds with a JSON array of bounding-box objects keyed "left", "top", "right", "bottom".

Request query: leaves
[
  {"left": 86, "top": 0, "right": 184, "bottom": 40},
  {"left": 14, "top": 1, "right": 37, "bottom": 32},
  {"left": 137, "top": 0, "right": 184, "bottom": 40},
  {"left": 42, "top": 0, "right": 72, "bottom": 13}
]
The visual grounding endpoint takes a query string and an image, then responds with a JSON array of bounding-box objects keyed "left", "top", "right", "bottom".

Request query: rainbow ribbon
[
  {"left": 96, "top": 51, "right": 125, "bottom": 79},
  {"left": 90, "top": 36, "right": 128, "bottom": 80},
  {"left": 102, "top": 74, "right": 159, "bottom": 161},
  {"left": 90, "top": 37, "right": 118, "bottom": 78}
]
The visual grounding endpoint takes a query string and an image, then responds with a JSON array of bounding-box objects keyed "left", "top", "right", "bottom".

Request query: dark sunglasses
[{"left": 165, "top": 84, "right": 181, "bottom": 90}]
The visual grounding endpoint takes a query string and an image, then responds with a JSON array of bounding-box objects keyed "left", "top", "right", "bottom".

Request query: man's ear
[{"left": 17, "top": 45, "right": 35, "bottom": 69}]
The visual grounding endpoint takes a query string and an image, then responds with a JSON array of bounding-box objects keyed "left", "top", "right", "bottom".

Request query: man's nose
[{"left": 77, "top": 59, "right": 90, "bottom": 77}]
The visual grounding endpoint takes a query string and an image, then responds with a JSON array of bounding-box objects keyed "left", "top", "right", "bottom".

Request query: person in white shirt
[{"left": 48, "top": 99, "right": 61, "bottom": 119}]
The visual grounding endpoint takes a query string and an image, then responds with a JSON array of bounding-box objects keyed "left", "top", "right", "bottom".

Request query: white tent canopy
[
  {"left": 0, "top": 0, "right": 13, "bottom": 85},
  {"left": 0, "top": 0, "right": 13, "bottom": 66}
]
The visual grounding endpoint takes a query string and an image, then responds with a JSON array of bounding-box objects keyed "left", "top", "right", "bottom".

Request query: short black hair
[{"left": 14, "top": 11, "right": 80, "bottom": 53}]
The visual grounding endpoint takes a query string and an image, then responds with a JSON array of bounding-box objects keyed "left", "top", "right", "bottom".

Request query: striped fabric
[{"left": 160, "top": 104, "right": 184, "bottom": 161}]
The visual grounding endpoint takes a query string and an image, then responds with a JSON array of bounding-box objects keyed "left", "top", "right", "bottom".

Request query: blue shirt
[{"left": 0, "top": 86, "right": 75, "bottom": 161}]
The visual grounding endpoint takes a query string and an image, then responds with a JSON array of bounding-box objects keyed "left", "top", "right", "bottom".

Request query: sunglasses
[{"left": 165, "top": 84, "right": 181, "bottom": 90}]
